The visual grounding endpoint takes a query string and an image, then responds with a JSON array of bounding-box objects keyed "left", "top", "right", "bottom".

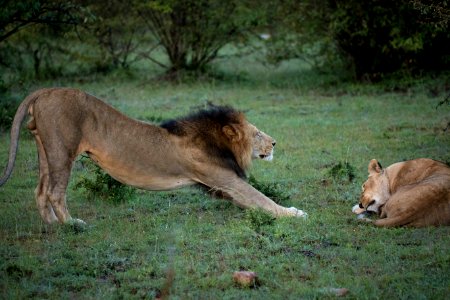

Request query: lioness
[
  {"left": 0, "top": 88, "right": 306, "bottom": 225},
  {"left": 353, "top": 158, "right": 450, "bottom": 227}
]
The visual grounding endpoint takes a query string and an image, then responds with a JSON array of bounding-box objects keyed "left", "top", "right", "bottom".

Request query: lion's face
[
  {"left": 249, "top": 124, "right": 276, "bottom": 161},
  {"left": 357, "top": 159, "right": 390, "bottom": 214}
]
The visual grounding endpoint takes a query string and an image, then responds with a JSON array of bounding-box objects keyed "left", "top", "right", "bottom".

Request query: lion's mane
[{"left": 161, "top": 106, "right": 252, "bottom": 178}]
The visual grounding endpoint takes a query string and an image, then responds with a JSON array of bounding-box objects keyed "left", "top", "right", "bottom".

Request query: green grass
[{"left": 1, "top": 57, "right": 449, "bottom": 299}]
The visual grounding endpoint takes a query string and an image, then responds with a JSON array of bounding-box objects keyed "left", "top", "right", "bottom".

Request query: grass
[{"left": 0, "top": 55, "right": 449, "bottom": 299}]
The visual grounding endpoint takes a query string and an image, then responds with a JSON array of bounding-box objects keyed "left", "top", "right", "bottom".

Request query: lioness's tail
[{"left": 0, "top": 90, "right": 42, "bottom": 186}]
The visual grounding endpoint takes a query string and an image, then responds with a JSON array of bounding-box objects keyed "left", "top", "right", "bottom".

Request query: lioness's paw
[
  {"left": 355, "top": 213, "right": 373, "bottom": 223},
  {"left": 288, "top": 207, "right": 308, "bottom": 218},
  {"left": 352, "top": 204, "right": 365, "bottom": 214}
]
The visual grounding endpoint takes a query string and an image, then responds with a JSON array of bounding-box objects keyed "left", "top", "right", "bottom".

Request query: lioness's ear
[
  {"left": 222, "top": 125, "right": 241, "bottom": 141},
  {"left": 368, "top": 159, "right": 383, "bottom": 174}
]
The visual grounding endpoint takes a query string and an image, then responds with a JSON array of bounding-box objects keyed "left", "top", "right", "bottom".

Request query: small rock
[
  {"left": 232, "top": 271, "right": 258, "bottom": 287},
  {"left": 329, "top": 287, "right": 349, "bottom": 297}
]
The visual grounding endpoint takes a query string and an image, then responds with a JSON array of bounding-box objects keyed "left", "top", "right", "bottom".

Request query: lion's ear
[
  {"left": 222, "top": 125, "right": 242, "bottom": 142},
  {"left": 368, "top": 159, "right": 383, "bottom": 175}
]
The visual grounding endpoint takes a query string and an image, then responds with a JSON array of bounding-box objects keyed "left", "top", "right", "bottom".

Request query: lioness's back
[{"left": 387, "top": 159, "right": 450, "bottom": 227}]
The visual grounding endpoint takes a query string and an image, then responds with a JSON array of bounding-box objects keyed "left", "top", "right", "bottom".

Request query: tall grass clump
[
  {"left": 74, "top": 158, "right": 136, "bottom": 204},
  {"left": 326, "top": 161, "right": 356, "bottom": 183},
  {"left": 248, "top": 175, "right": 290, "bottom": 204}
]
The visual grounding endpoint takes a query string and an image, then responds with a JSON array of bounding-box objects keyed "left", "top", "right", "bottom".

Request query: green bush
[
  {"left": 245, "top": 208, "right": 275, "bottom": 232},
  {"left": 330, "top": 0, "right": 450, "bottom": 79},
  {"left": 75, "top": 159, "right": 136, "bottom": 204},
  {"left": 248, "top": 175, "right": 290, "bottom": 204},
  {"left": 264, "top": 0, "right": 450, "bottom": 80},
  {"left": 138, "top": 0, "right": 262, "bottom": 76},
  {"left": 326, "top": 161, "right": 356, "bottom": 183},
  {"left": 0, "top": 88, "right": 20, "bottom": 131}
]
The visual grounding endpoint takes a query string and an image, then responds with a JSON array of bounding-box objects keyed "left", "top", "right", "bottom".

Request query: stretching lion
[
  {"left": 352, "top": 158, "right": 450, "bottom": 227},
  {"left": 0, "top": 88, "right": 306, "bottom": 225}
]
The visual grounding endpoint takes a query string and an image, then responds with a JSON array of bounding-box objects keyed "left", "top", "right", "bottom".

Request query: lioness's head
[{"left": 354, "top": 159, "right": 390, "bottom": 214}]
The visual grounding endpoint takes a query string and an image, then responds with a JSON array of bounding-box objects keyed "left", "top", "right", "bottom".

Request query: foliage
[
  {"left": 248, "top": 174, "right": 290, "bottom": 204},
  {"left": 0, "top": 84, "right": 20, "bottom": 131},
  {"left": 1, "top": 27, "right": 75, "bottom": 79},
  {"left": 326, "top": 161, "right": 356, "bottom": 183},
  {"left": 330, "top": 0, "right": 450, "bottom": 79},
  {"left": 0, "top": 0, "right": 89, "bottom": 79},
  {"left": 3, "top": 0, "right": 447, "bottom": 82},
  {"left": 437, "top": 93, "right": 450, "bottom": 108},
  {"left": 137, "top": 0, "right": 262, "bottom": 77},
  {"left": 263, "top": 0, "right": 450, "bottom": 80},
  {"left": 262, "top": 1, "right": 339, "bottom": 69},
  {"left": 0, "top": 97, "right": 20, "bottom": 131},
  {"left": 74, "top": 159, "right": 136, "bottom": 204},
  {"left": 81, "top": 0, "right": 151, "bottom": 71},
  {"left": 0, "top": 0, "right": 83, "bottom": 43},
  {"left": 244, "top": 208, "right": 275, "bottom": 232}
]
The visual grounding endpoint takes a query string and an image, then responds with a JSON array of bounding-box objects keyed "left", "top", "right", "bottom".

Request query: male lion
[
  {"left": 352, "top": 158, "right": 450, "bottom": 227},
  {"left": 0, "top": 88, "right": 306, "bottom": 225}
]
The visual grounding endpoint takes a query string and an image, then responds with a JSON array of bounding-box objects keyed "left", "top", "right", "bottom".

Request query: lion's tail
[{"left": 0, "top": 90, "right": 42, "bottom": 186}]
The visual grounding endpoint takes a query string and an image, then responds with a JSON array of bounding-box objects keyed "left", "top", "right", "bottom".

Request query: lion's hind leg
[
  {"left": 46, "top": 159, "right": 86, "bottom": 225},
  {"left": 33, "top": 134, "right": 58, "bottom": 224},
  {"left": 46, "top": 163, "right": 86, "bottom": 226},
  {"left": 38, "top": 135, "right": 85, "bottom": 226}
]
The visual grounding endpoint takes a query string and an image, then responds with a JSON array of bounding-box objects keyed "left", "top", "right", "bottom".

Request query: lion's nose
[{"left": 272, "top": 141, "right": 276, "bottom": 147}]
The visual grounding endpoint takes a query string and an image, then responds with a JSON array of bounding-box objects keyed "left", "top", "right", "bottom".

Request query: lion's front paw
[{"left": 287, "top": 207, "right": 308, "bottom": 218}]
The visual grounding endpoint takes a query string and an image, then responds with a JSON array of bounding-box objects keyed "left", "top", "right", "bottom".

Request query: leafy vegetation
[
  {"left": 137, "top": 0, "right": 261, "bottom": 76},
  {"left": 1, "top": 1, "right": 448, "bottom": 81},
  {"left": 329, "top": 0, "right": 450, "bottom": 79},
  {"left": 74, "top": 158, "right": 136, "bottom": 204},
  {"left": 248, "top": 175, "right": 290, "bottom": 204},
  {"left": 0, "top": 90, "right": 20, "bottom": 131},
  {"left": 0, "top": 0, "right": 83, "bottom": 43},
  {"left": 263, "top": 0, "right": 450, "bottom": 80},
  {"left": 326, "top": 161, "right": 356, "bottom": 183}
]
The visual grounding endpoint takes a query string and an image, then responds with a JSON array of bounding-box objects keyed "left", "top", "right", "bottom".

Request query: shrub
[
  {"left": 326, "top": 161, "right": 356, "bottom": 183},
  {"left": 75, "top": 159, "right": 136, "bottom": 204},
  {"left": 245, "top": 208, "right": 275, "bottom": 232},
  {"left": 330, "top": 0, "right": 450, "bottom": 79},
  {"left": 137, "top": 0, "right": 262, "bottom": 77},
  {"left": 264, "top": 0, "right": 450, "bottom": 80},
  {"left": 248, "top": 175, "right": 290, "bottom": 204},
  {"left": 0, "top": 87, "right": 20, "bottom": 131}
]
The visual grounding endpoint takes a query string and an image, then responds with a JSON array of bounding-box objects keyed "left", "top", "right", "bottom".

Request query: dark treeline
[{"left": 0, "top": 0, "right": 449, "bottom": 82}]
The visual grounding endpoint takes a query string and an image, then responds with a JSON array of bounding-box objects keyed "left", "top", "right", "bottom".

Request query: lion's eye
[{"left": 255, "top": 131, "right": 262, "bottom": 138}]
